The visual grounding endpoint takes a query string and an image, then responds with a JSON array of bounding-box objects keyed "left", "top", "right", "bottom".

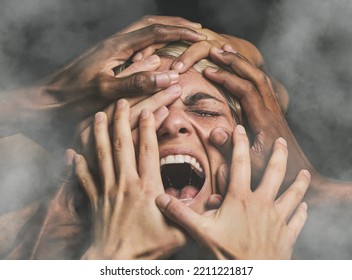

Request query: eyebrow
[{"left": 182, "top": 92, "right": 225, "bottom": 106}]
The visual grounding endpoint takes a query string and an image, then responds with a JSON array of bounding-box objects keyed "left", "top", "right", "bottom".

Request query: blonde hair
[{"left": 115, "top": 41, "right": 242, "bottom": 124}]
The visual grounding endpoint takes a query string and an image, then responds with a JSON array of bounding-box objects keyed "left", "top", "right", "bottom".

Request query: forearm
[
  {"left": 306, "top": 173, "right": 352, "bottom": 205},
  {"left": 0, "top": 85, "right": 47, "bottom": 136}
]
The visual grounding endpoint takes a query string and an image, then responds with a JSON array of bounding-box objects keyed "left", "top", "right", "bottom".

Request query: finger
[
  {"left": 216, "top": 163, "right": 229, "bottom": 197},
  {"left": 204, "top": 67, "right": 267, "bottom": 131},
  {"left": 205, "top": 194, "right": 223, "bottom": 210},
  {"left": 114, "top": 24, "right": 207, "bottom": 56},
  {"left": 275, "top": 170, "right": 311, "bottom": 220},
  {"left": 132, "top": 44, "right": 165, "bottom": 62},
  {"left": 113, "top": 99, "right": 137, "bottom": 177},
  {"left": 97, "top": 70, "right": 180, "bottom": 100},
  {"left": 171, "top": 40, "right": 224, "bottom": 73},
  {"left": 132, "top": 106, "right": 169, "bottom": 145},
  {"left": 94, "top": 112, "right": 116, "bottom": 193},
  {"left": 115, "top": 54, "right": 161, "bottom": 77},
  {"left": 209, "top": 126, "right": 233, "bottom": 163},
  {"left": 227, "top": 125, "right": 251, "bottom": 197},
  {"left": 287, "top": 202, "right": 308, "bottom": 244},
  {"left": 74, "top": 154, "right": 99, "bottom": 210},
  {"left": 129, "top": 83, "right": 181, "bottom": 129},
  {"left": 209, "top": 47, "right": 281, "bottom": 113},
  {"left": 156, "top": 194, "right": 204, "bottom": 236},
  {"left": 138, "top": 109, "right": 163, "bottom": 190},
  {"left": 255, "top": 138, "right": 288, "bottom": 201},
  {"left": 119, "top": 15, "right": 202, "bottom": 34}
]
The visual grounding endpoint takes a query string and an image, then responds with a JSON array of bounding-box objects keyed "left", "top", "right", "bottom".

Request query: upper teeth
[{"left": 160, "top": 154, "right": 203, "bottom": 174}]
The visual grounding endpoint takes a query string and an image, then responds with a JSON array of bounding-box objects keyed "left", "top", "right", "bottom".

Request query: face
[{"left": 156, "top": 58, "right": 237, "bottom": 213}]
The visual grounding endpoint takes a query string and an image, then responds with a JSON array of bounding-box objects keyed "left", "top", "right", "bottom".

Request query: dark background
[{"left": 0, "top": 0, "right": 352, "bottom": 259}]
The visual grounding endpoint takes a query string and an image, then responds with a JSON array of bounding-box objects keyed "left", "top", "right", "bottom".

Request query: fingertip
[
  {"left": 301, "top": 201, "right": 308, "bottom": 211},
  {"left": 94, "top": 111, "right": 105, "bottom": 124},
  {"left": 204, "top": 67, "right": 219, "bottom": 75},
  {"left": 64, "top": 149, "right": 76, "bottom": 165},
  {"left": 140, "top": 108, "right": 151, "bottom": 120},
  {"left": 235, "top": 124, "right": 246, "bottom": 135},
  {"left": 133, "top": 52, "right": 143, "bottom": 61},
  {"left": 117, "top": 98, "right": 127, "bottom": 109},
  {"left": 74, "top": 154, "right": 81, "bottom": 164},
  {"left": 172, "top": 61, "right": 185, "bottom": 73},
  {"left": 156, "top": 194, "right": 171, "bottom": 210},
  {"left": 222, "top": 44, "right": 238, "bottom": 54},
  {"left": 276, "top": 137, "right": 287, "bottom": 148},
  {"left": 301, "top": 169, "right": 311, "bottom": 182},
  {"left": 210, "top": 127, "right": 229, "bottom": 146}
]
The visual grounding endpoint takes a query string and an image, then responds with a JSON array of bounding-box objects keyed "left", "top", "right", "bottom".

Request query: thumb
[{"left": 156, "top": 194, "right": 202, "bottom": 236}]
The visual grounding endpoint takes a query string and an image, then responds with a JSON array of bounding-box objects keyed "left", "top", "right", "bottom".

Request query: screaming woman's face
[{"left": 156, "top": 58, "right": 237, "bottom": 213}]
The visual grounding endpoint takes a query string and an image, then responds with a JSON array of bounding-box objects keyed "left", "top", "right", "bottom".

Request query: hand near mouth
[
  {"left": 73, "top": 100, "right": 185, "bottom": 259},
  {"left": 156, "top": 125, "right": 310, "bottom": 260}
]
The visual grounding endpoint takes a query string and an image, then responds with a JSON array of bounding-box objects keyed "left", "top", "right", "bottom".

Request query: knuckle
[
  {"left": 143, "top": 15, "right": 154, "bottom": 24},
  {"left": 139, "top": 142, "right": 156, "bottom": 156},
  {"left": 243, "top": 81, "right": 257, "bottom": 94},
  {"left": 96, "top": 147, "right": 107, "bottom": 161},
  {"left": 150, "top": 24, "right": 165, "bottom": 35},
  {"left": 130, "top": 74, "right": 151, "bottom": 92},
  {"left": 256, "top": 70, "right": 267, "bottom": 83},
  {"left": 113, "top": 136, "right": 129, "bottom": 154}
]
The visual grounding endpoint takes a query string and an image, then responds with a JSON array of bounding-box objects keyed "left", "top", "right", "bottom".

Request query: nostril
[{"left": 179, "top": 128, "right": 187, "bottom": 134}]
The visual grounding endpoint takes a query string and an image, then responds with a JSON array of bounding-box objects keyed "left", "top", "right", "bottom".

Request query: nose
[{"left": 157, "top": 106, "right": 193, "bottom": 139}]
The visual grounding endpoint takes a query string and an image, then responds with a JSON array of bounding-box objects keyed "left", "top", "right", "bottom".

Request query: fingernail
[
  {"left": 301, "top": 202, "right": 308, "bottom": 210},
  {"left": 156, "top": 194, "right": 171, "bottom": 209},
  {"left": 133, "top": 52, "right": 143, "bottom": 61},
  {"left": 197, "top": 32, "right": 207, "bottom": 40},
  {"left": 64, "top": 150, "right": 74, "bottom": 165},
  {"left": 223, "top": 44, "right": 238, "bottom": 54},
  {"left": 74, "top": 154, "right": 81, "bottom": 164},
  {"left": 95, "top": 112, "right": 104, "bottom": 123},
  {"left": 236, "top": 125, "right": 246, "bottom": 135},
  {"left": 205, "top": 67, "right": 219, "bottom": 74},
  {"left": 117, "top": 99, "right": 127, "bottom": 109},
  {"left": 302, "top": 169, "right": 311, "bottom": 181},
  {"left": 190, "top": 22, "right": 202, "bottom": 28},
  {"left": 140, "top": 108, "right": 151, "bottom": 119},
  {"left": 212, "top": 129, "right": 228, "bottom": 146},
  {"left": 154, "top": 106, "right": 169, "bottom": 119},
  {"left": 156, "top": 73, "right": 170, "bottom": 86},
  {"left": 165, "top": 84, "right": 181, "bottom": 95},
  {"left": 146, "top": 54, "right": 160, "bottom": 65},
  {"left": 213, "top": 47, "right": 224, "bottom": 54},
  {"left": 277, "top": 137, "right": 287, "bottom": 147},
  {"left": 172, "top": 61, "right": 184, "bottom": 72},
  {"left": 168, "top": 70, "right": 179, "bottom": 81}
]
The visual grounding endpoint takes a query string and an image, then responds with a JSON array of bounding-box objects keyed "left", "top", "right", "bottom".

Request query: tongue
[{"left": 165, "top": 185, "right": 199, "bottom": 200}]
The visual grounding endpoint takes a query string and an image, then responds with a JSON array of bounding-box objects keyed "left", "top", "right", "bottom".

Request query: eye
[{"left": 190, "top": 109, "right": 222, "bottom": 117}]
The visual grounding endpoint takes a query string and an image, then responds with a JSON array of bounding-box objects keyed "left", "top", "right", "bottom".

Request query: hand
[
  {"left": 156, "top": 125, "right": 310, "bottom": 260},
  {"left": 74, "top": 55, "right": 181, "bottom": 173},
  {"left": 203, "top": 46, "right": 317, "bottom": 194},
  {"left": 7, "top": 17, "right": 205, "bottom": 145},
  {"left": 74, "top": 101, "right": 185, "bottom": 260}
]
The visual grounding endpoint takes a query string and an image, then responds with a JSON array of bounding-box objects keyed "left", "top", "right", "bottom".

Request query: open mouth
[{"left": 160, "top": 154, "right": 205, "bottom": 201}]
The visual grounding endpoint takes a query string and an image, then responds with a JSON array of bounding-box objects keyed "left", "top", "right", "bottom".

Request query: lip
[
  {"left": 159, "top": 146, "right": 210, "bottom": 206},
  {"left": 159, "top": 147, "right": 205, "bottom": 170}
]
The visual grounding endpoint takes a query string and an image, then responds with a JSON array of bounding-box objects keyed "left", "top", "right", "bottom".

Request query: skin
[
  {"left": 0, "top": 16, "right": 206, "bottom": 146},
  {"left": 72, "top": 56, "right": 309, "bottom": 259}
]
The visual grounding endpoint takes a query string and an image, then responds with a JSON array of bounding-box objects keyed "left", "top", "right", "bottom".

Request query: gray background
[{"left": 1, "top": 0, "right": 352, "bottom": 259}]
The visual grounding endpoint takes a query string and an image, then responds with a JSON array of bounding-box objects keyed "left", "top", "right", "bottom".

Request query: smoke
[
  {"left": 0, "top": 0, "right": 158, "bottom": 214},
  {"left": 1, "top": 0, "right": 352, "bottom": 259},
  {"left": 257, "top": 0, "right": 352, "bottom": 259},
  {"left": 259, "top": 0, "right": 352, "bottom": 179}
]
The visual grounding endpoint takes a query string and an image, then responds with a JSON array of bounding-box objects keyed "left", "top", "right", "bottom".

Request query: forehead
[{"left": 158, "top": 57, "right": 227, "bottom": 102}]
